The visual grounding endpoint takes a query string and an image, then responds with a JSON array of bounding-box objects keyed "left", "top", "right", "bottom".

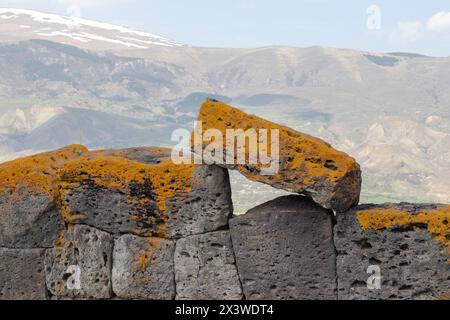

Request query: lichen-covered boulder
[
  {"left": 0, "top": 145, "right": 86, "bottom": 248},
  {"left": 335, "top": 204, "right": 450, "bottom": 300},
  {"left": 112, "top": 234, "right": 175, "bottom": 300},
  {"left": 90, "top": 146, "right": 172, "bottom": 164},
  {"left": 174, "top": 231, "right": 243, "bottom": 300},
  {"left": 59, "top": 150, "right": 233, "bottom": 238},
  {"left": 0, "top": 248, "right": 47, "bottom": 300},
  {"left": 194, "top": 99, "right": 361, "bottom": 212},
  {"left": 229, "top": 195, "right": 337, "bottom": 300},
  {"left": 45, "top": 225, "right": 113, "bottom": 299}
]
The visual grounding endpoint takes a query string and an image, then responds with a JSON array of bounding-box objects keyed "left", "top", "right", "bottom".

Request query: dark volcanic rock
[
  {"left": 0, "top": 145, "right": 86, "bottom": 248},
  {"left": 229, "top": 195, "right": 337, "bottom": 300},
  {"left": 174, "top": 231, "right": 243, "bottom": 300},
  {"left": 0, "top": 192, "right": 64, "bottom": 248},
  {"left": 164, "top": 165, "right": 233, "bottom": 238},
  {"left": 335, "top": 203, "right": 450, "bottom": 300},
  {"left": 2, "top": 144, "right": 448, "bottom": 301},
  {"left": 59, "top": 150, "right": 233, "bottom": 239},
  {"left": 112, "top": 234, "right": 175, "bottom": 300},
  {"left": 0, "top": 248, "right": 47, "bottom": 300},
  {"left": 45, "top": 225, "right": 113, "bottom": 299}
]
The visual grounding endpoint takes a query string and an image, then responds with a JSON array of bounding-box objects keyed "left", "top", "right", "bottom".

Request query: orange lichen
[
  {"left": 194, "top": 99, "right": 361, "bottom": 211},
  {"left": 195, "top": 99, "right": 358, "bottom": 182},
  {"left": 59, "top": 156, "right": 195, "bottom": 212},
  {"left": 148, "top": 160, "right": 196, "bottom": 210},
  {"left": 90, "top": 147, "right": 171, "bottom": 162},
  {"left": 135, "top": 238, "right": 164, "bottom": 271},
  {"left": 55, "top": 283, "right": 65, "bottom": 296},
  {"left": 0, "top": 145, "right": 88, "bottom": 197},
  {"left": 53, "top": 233, "right": 67, "bottom": 248},
  {"left": 0, "top": 144, "right": 198, "bottom": 238},
  {"left": 357, "top": 205, "right": 450, "bottom": 248}
]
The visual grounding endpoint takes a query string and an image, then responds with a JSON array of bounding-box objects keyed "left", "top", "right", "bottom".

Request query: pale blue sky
[{"left": 2, "top": 0, "right": 450, "bottom": 56}]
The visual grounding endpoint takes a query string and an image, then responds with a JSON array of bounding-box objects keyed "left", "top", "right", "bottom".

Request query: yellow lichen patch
[
  {"left": 0, "top": 145, "right": 88, "bottom": 197},
  {"left": 136, "top": 255, "right": 150, "bottom": 271},
  {"left": 55, "top": 283, "right": 65, "bottom": 296},
  {"left": 90, "top": 147, "right": 171, "bottom": 162},
  {"left": 59, "top": 156, "right": 195, "bottom": 212},
  {"left": 357, "top": 205, "right": 450, "bottom": 248},
  {"left": 60, "top": 156, "right": 151, "bottom": 191},
  {"left": 53, "top": 233, "right": 67, "bottom": 248},
  {"left": 135, "top": 238, "right": 164, "bottom": 271},
  {"left": 148, "top": 160, "right": 195, "bottom": 211}
]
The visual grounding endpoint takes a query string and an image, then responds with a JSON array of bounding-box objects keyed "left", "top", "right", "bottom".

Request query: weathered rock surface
[
  {"left": 229, "top": 195, "right": 337, "bottom": 300},
  {"left": 0, "top": 195, "right": 64, "bottom": 249},
  {"left": 175, "top": 231, "right": 243, "bottom": 300},
  {"left": 0, "top": 145, "right": 86, "bottom": 248},
  {"left": 0, "top": 248, "right": 47, "bottom": 300},
  {"left": 164, "top": 165, "right": 233, "bottom": 238},
  {"left": 90, "top": 146, "right": 172, "bottom": 164},
  {"left": 112, "top": 234, "right": 175, "bottom": 300},
  {"left": 335, "top": 203, "right": 450, "bottom": 300},
  {"left": 59, "top": 149, "right": 233, "bottom": 238},
  {"left": 1, "top": 144, "right": 448, "bottom": 301},
  {"left": 195, "top": 99, "right": 361, "bottom": 212},
  {"left": 45, "top": 225, "right": 113, "bottom": 299}
]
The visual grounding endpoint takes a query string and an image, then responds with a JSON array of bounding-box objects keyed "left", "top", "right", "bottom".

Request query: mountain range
[{"left": 0, "top": 8, "right": 449, "bottom": 214}]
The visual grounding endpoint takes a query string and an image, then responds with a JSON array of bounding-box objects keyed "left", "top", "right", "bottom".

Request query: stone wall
[
  {"left": 0, "top": 130, "right": 448, "bottom": 299},
  {"left": 1, "top": 174, "right": 448, "bottom": 300},
  {"left": 0, "top": 145, "right": 239, "bottom": 300}
]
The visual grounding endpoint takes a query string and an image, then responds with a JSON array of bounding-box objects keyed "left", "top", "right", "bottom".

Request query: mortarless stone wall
[{"left": 0, "top": 145, "right": 448, "bottom": 300}]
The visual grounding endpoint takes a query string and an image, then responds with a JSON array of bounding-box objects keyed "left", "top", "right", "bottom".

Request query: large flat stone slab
[
  {"left": 112, "top": 234, "right": 175, "bottom": 300},
  {"left": 194, "top": 99, "right": 361, "bottom": 212},
  {"left": 59, "top": 150, "right": 232, "bottom": 238},
  {"left": 174, "top": 231, "right": 243, "bottom": 300},
  {"left": 45, "top": 225, "right": 113, "bottom": 299},
  {"left": 229, "top": 195, "right": 337, "bottom": 300},
  {"left": 0, "top": 145, "right": 86, "bottom": 248},
  {"left": 0, "top": 248, "right": 47, "bottom": 300},
  {"left": 335, "top": 204, "right": 450, "bottom": 300}
]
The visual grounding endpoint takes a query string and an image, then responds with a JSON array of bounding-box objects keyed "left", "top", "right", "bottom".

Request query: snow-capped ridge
[{"left": 0, "top": 8, "right": 182, "bottom": 48}]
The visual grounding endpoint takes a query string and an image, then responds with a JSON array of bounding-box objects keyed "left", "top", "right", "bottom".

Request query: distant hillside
[{"left": 0, "top": 8, "right": 449, "bottom": 212}]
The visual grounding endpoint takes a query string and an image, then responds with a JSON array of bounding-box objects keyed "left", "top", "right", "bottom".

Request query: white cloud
[
  {"left": 427, "top": 11, "right": 450, "bottom": 31},
  {"left": 390, "top": 21, "right": 423, "bottom": 43}
]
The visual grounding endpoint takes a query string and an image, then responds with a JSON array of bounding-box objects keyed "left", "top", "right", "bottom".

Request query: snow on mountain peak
[{"left": 0, "top": 8, "right": 182, "bottom": 49}]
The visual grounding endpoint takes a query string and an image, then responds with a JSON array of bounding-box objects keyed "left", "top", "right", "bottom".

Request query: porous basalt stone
[
  {"left": 335, "top": 203, "right": 450, "bottom": 300},
  {"left": 194, "top": 99, "right": 361, "bottom": 213},
  {"left": 59, "top": 151, "right": 232, "bottom": 238},
  {"left": 164, "top": 165, "right": 233, "bottom": 238},
  {"left": 0, "top": 248, "right": 47, "bottom": 300},
  {"left": 229, "top": 195, "right": 337, "bottom": 300},
  {"left": 45, "top": 225, "right": 113, "bottom": 299},
  {"left": 0, "top": 194, "right": 64, "bottom": 249},
  {"left": 174, "top": 231, "right": 243, "bottom": 300},
  {"left": 0, "top": 145, "right": 86, "bottom": 248},
  {"left": 112, "top": 234, "right": 175, "bottom": 300}
]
